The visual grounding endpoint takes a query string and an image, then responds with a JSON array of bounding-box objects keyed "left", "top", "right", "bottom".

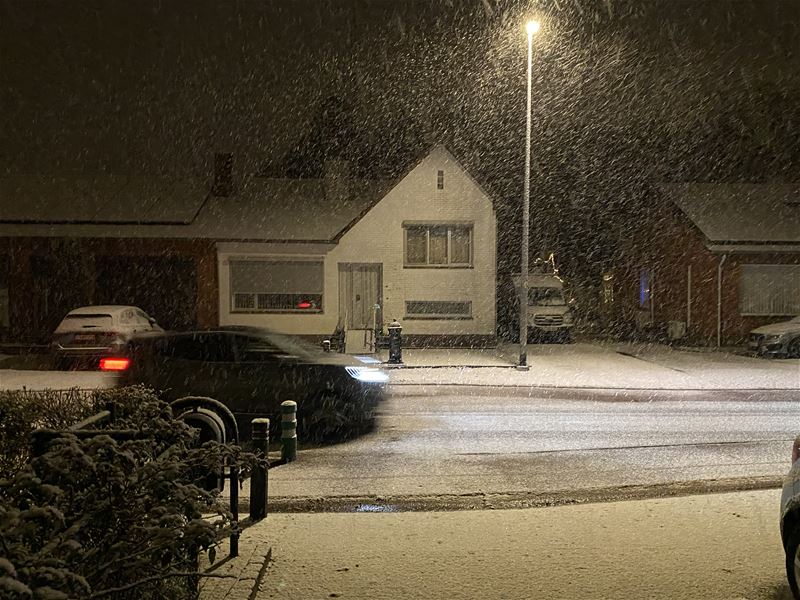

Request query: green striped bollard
[{"left": 280, "top": 400, "right": 298, "bottom": 463}]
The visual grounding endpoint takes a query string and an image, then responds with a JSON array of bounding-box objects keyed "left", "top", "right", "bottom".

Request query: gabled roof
[
  {"left": 0, "top": 144, "right": 488, "bottom": 241},
  {"left": 664, "top": 183, "right": 800, "bottom": 246}
]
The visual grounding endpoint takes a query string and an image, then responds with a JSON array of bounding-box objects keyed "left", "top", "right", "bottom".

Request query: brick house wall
[
  {"left": 1, "top": 237, "right": 217, "bottom": 343},
  {"left": 617, "top": 202, "right": 800, "bottom": 345}
]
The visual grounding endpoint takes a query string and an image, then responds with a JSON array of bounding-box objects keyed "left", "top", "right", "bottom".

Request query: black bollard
[{"left": 388, "top": 319, "right": 403, "bottom": 365}]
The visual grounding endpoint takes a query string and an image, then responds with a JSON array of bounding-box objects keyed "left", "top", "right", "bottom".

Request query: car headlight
[{"left": 345, "top": 366, "right": 389, "bottom": 384}]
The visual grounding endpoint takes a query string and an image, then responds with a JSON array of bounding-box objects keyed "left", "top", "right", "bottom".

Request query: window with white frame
[
  {"left": 405, "top": 300, "right": 472, "bottom": 319},
  {"left": 404, "top": 223, "right": 473, "bottom": 267},
  {"left": 740, "top": 264, "right": 800, "bottom": 316},
  {"left": 229, "top": 259, "right": 323, "bottom": 313}
]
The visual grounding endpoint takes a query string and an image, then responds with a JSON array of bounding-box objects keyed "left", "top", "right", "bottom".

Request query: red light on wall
[
  {"left": 297, "top": 301, "right": 312, "bottom": 309},
  {"left": 99, "top": 357, "right": 131, "bottom": 371}
]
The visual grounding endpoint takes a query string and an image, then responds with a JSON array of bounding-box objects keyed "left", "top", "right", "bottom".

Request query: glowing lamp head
[{"left": 526, "top": 20, "right": 540, "bottom": 36}]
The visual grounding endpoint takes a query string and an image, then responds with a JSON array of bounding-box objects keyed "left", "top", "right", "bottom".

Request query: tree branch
[{"left": 88, "top": 571, "right": 236, "bottom": 599}]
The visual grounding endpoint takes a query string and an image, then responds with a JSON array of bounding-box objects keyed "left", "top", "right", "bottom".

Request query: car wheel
[
  {"left": 787, "top": 526, "right": 800, "bottom": 599},
  {"left": 788, "top": 338, "right": 800, "bottom": 360},
  {"left": 299, "top": 393, "right": 374, "bottom": 443}
]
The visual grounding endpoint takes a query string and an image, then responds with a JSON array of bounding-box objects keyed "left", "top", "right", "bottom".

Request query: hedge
[{"left": 0, "top": 386, "right": 258, "bottom": 600}]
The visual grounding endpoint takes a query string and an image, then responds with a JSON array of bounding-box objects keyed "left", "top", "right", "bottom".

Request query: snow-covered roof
[
  {"left": 0, "top": 175, "right": 205, "bottom": 224},
  {"left": 66, "top": 305, "right": 139, "bottom": 315},
  {"left": 665, "top": 183, "right": 800, "bottom": 245},
  {"left": 0, "top": 175, "right": 391, "bottom": 241}
]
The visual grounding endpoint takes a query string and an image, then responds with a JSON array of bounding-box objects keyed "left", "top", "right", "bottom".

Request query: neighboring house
[
  {"left": 612, "top": 183, "right": 800, "bottom": 345},
  {"left": 0, "top": 145, "right": 497, "bottom": 347}
]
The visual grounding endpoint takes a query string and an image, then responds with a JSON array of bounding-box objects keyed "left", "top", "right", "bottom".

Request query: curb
[
  {"left": 385, "top": 382, "right": 800, "bottom": 393},
  {"left": 229, "top": 476, "right": 783, "bottom": 514}
]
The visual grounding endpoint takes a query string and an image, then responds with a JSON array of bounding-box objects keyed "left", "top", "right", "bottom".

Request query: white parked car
[
  {"left": 748, "top": 316, "right": 800, "bottom": 358},
  {"left": 51, "top": 305, "right": 163, "bottom": 368}
]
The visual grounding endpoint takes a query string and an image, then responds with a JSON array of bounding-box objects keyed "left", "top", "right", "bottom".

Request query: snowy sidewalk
[
  {"left": 0, "top": 368, "right": 118, "bottom": 391},
  {"left": 384, "top": 342, "right": 800, "bottom": 390},
  {"left": 1, "top": 341, "right": 797, "bottom": 392},
  {"left": 203, "top": 489, "right": 788, "bottom": 600}
]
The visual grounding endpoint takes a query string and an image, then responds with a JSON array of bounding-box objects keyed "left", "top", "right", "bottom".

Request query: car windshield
[
  {"left": 261, "top": 331, "right": 322, "bottom": 359},
  {"left": 4, "top": 2, "right": 800, "bottom": 598},
  {"left": 528, "top": 287, "right": 565, "bottom": 306}
]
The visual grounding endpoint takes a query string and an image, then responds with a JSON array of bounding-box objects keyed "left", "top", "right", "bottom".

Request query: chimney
[
  {"left": 323, "top": 158, "right": 351, "bottom": 203},
  {"left": 212, "top": 152, "right": 234, "bottom": 197}
]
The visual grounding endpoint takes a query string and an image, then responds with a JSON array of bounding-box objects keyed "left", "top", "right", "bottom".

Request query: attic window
[
  {"left": 404, "top": 224, "right": 473, "bottom": 268},
  {"left": 437, "top": 170, "right": 444, "bottom": 190}
]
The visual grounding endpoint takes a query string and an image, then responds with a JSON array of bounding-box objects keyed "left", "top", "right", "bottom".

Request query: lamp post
[{"left": 518, "top": 19, "right": 539, "bottom": 370}]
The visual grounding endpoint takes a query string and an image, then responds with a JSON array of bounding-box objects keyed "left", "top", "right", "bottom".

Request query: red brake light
[
  {"left": 100, "top": 357, "right": 130, "bottom": 371},
  {"left": 297, "top": 301, "right": 312, "bottom": 309}
]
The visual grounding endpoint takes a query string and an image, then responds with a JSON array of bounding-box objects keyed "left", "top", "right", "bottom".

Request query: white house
[
  {"left": 217, "top": 145, "right": 497, "bottom": 347},
  {"left": 0, "top": 145, "right": 496, "bottom": 346}
]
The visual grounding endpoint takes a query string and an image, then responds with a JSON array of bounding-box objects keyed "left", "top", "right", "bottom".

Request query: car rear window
[{"left": 56, "top": 314, "right": 114, "bottom": 332}]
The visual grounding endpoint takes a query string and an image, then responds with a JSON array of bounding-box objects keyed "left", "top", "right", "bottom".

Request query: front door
[{"left": 338, "top": 263, "right": 382, "bottom": 329}]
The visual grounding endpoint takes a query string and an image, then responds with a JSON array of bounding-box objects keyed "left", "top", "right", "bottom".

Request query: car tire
[
  {"left": 788, "top": 338, "right": 800, "bottom": 360},
  {"left": 787, "top": 526, "right": 800, "bottom": 599},
  {"left": 298, "top": 392, "right": 374, "bottom": 443}
]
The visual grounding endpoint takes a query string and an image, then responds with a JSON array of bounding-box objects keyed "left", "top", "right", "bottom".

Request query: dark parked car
[
  {"left": 51, "top": 305, "right": 163, "bottom": 369},
  {"left": 780, "top": 435, "right": 800, "bottom": 598},
  {"left": 112, "top": 326, "right": 388, "bottom": 441}
]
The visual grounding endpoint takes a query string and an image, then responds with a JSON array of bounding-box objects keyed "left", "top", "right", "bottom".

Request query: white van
[{"left": 513, "top": 274, "right": 575, "bottom": 341}]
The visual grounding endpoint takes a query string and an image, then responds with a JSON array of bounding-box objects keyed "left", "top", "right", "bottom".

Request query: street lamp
[{"left": 518, "top": 19, "right": 539, "bottom": 370}]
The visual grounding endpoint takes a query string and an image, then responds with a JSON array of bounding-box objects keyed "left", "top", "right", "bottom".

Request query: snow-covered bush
[
  {"left": 0, "top": 388, "right": 97, "bottom": 477},
  {"left": 0, "top": 387, "right": 256, "bottom": 599}
]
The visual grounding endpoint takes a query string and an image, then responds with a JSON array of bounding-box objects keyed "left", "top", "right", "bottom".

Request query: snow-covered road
[{"left": 265, "top": 386, "right": 799, "bottom": 509}]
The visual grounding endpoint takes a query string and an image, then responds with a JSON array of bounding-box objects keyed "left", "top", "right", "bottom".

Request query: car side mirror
[
  {"left": 321, "top": 340, "right": 331, "bottom": 352},
  {"left": 148, "top": 317, "right": 157, "bottom": 326}
]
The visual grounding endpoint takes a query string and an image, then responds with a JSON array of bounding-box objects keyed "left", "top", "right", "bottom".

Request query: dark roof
[{"left": 664, "top": 183, "right": 800, "bottom": 245}]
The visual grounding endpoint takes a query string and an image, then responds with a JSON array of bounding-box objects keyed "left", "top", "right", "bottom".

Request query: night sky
[{"left": 2, "top": 0, "right": 799, "bottom": 273}]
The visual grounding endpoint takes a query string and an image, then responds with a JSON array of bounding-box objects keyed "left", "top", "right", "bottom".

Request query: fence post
[
  {"left": 229, "top": 463, "right": 239, "bottom": 558},
  {"left": 280, "top": 401, "right": 298, "bottom": 463},
  {"left": 250, "top": 418, "right": 270, "bottom": 521}
]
